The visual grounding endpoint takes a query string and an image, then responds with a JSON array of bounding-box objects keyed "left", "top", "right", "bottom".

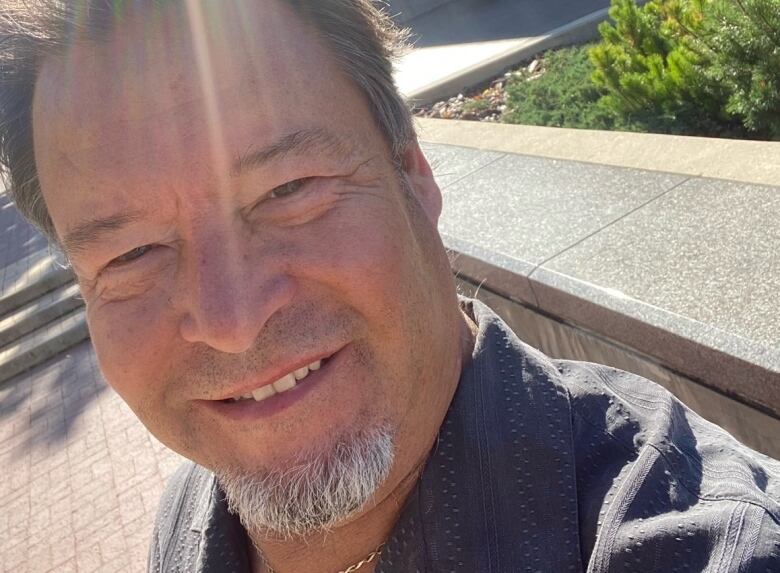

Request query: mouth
[
  {"left": 222, "top": 355, "right": 331, "bottom": 404},
  {"left": 199, "top": 345, "right": 349, "bottom": 421}
]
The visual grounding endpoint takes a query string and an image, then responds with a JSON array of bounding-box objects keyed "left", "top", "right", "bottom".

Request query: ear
[{"left": 401, "top": 140, "right": 442, "bottom": 226}]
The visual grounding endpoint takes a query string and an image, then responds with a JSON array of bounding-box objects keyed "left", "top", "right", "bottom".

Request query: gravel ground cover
[{"left": 413, "top": 56, "right": 545, "bottom": 123}]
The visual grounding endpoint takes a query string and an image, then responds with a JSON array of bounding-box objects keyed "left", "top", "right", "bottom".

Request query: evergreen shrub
[
  {"left": 697, "top": 0, "right": 780, "bottom": 138},
  {"left": 588, "top": 0, "right": 736, "bottom": 136},
  {"left": 500, "top": 0, "right": 779, "bottom": 139},
  {"left": 589, "top": 0, "right": 779, "bottom": 139}
]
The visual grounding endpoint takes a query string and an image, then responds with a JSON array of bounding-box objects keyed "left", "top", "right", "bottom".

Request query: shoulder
[
  {"left": 148, "top": 461, "right": 216, "bottom": 572},
  {"left": 553, "top": 359, "right": 780, "bottom": 571}
]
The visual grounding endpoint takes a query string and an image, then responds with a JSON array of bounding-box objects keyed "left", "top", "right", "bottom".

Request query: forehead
[{"left": 32, "top": 0, "right": 371, "bottom": 191}]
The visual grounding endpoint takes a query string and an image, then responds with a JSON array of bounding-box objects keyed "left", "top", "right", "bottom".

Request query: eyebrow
[
  {"left": 231, "top": 127, "right": 347, "bottom": 176},
  {"left": 63, "top": 210, "right": 145, "bottom": 257},
  {"left": 61, "top": 129, "right": 346, "bottom": 256}
]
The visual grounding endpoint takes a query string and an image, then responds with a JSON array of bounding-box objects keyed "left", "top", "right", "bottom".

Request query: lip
[
  {"left": 198, "top": 344, "right": 348, "bottom": 421},
  {"left": 213, "top": 348, "right": 340, "bottom": 402}
]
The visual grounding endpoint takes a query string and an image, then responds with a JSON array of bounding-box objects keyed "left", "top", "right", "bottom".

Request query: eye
[
  {"left": 269, "top": 178, "right": 311, "bottom": 199},
  {"left": 110, "top": 244, "right": 155, "bottom": 266}
]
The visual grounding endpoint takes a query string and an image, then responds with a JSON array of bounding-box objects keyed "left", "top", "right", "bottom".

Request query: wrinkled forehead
[{"left": 32, "top": 0, "right": 338, "bottom": 153}]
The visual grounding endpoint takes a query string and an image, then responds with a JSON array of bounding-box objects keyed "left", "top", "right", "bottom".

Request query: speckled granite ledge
[{"left": 426, "top": 142, "right": 780, "bottom": 418}]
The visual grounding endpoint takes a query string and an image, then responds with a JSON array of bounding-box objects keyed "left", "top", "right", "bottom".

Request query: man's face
[{"left": 32, "top": 0, "right": 462, "bottom": 485}]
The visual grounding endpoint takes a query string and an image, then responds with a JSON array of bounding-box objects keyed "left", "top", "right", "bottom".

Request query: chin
[{"left": 214, "top": 422, "right": 397, "bottom": 538}]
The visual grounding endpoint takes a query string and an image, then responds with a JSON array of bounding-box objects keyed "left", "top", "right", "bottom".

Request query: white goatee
[{"left": 215, "top": 425, "right": 396, "bottom": 539}]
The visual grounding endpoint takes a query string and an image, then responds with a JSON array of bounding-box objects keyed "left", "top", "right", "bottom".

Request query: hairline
[{"left": 0, "top": 0, "right": 415, "bottom": 245}]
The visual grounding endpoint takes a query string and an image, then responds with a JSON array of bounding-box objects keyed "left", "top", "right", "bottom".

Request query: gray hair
[
  {"left": 215, "top": 424, "right": 395, "bottom": 539},
  {"left": 0, "top": 0, "right": 415, "bottom": 242}
]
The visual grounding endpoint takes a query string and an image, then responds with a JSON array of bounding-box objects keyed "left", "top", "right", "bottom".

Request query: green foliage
[
  {"left": 500, "top": 0, "right": 779, "bottom": 139},
  {"left": 588, "top": 0, "right": 736, "bottom": 136},
  {"left": 696, "top": 0, "right": 780, "bottom": 138},
  {"left": 502, "top": 44, "right": 632, "bottom": 131}
]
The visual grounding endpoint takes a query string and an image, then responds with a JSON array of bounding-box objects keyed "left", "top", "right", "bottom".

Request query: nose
[{"left": 178, "top": 230, "right": 293, "bottom": 354}]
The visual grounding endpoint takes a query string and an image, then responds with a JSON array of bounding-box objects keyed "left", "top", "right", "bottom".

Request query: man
[{"left": 0, "top": 1, "right": 777, "bottom": 572}]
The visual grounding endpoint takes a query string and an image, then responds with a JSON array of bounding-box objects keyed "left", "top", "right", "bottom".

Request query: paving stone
[
  {"left": 422, "top": 142, "right": 505, "bottom": 190},
  {"left": 541, "top": 177, "right": 780, "bottom": 353},
  {"left": 1, "top": 540, "right": 29, "bottom": 573},
  {"left": 47, "top": 557, "right": 78, "bottom": 573},
  {"left": 0, "top": 340, "right": 184, "bottom": 571},
  {"left": 26, "top": 536, "right": 54, "bottom": 571},
  {"left": 438, "top": 150, "right": 687, "bottom": 266},
  {"left": 531, "top": 177, "right": 780, "bottom": 414},
  {"left": 74, "top": 542, "right": 103, "bottom": 573}
]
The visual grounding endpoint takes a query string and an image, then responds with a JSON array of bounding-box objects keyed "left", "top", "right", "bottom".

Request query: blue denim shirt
[{"left": 149, "top": 299, "right": 780, "bottom": 572}]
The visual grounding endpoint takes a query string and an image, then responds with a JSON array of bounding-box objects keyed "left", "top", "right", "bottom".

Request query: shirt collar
[{"left": 377, "top": 298, "right": 583, "bottom": 572}]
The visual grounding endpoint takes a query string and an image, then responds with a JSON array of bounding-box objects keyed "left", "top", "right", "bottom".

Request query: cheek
[
  {"left": 86, "top": 289, "right": 177, "bottom": 400},
  {"left": 301, "top": 198, "right": 412, "bottom": 301},
  {"left": 294, "top": 196, "right": 430, "bottom": 391}
]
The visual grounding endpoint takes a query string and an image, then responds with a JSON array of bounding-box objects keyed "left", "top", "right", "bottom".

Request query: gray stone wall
[{"left": 457, "top": 280, "right": 780, "bottom": 460}]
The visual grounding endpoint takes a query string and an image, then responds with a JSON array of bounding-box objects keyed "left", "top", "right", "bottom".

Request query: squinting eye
[
  {"left": 269, "top": 178, "right": 310, "bottom": 199},
  {"left": 110, "top": 244, "right": 154, "bottom": 266}
]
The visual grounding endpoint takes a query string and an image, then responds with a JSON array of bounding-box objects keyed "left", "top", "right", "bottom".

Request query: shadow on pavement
[
  {"left": 402, "top": 0, "right": 609, "bottom": 48},
  {"left": 0, "top": 340, "right": 107, "bottom": 460}
]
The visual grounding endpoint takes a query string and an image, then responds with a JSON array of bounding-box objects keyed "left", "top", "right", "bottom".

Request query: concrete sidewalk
[
  {"left": 394, "top": 0, "right": 611, "bottom": 102},
  {"left": 1, "top": 340, "right": 183, "bottom": 573}
]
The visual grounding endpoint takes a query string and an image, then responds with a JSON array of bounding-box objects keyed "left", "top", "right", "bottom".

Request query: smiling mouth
[{"left": 223, "top": 356, "right": 330, "bottom": 404}]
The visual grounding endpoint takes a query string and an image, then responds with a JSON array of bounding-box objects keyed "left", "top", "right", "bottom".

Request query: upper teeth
[{"left": 234, "top": 359, "right": 322, "bottom": 403}]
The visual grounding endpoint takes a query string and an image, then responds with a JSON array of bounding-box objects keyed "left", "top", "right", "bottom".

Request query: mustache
[{"left": 168, "top": 303, "right": 355, "bottom": 390}]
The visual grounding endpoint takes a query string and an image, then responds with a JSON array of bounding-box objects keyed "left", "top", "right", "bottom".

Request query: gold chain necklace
[{"left": 262, "top": 543, "right": 385, "bottom": 573}]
